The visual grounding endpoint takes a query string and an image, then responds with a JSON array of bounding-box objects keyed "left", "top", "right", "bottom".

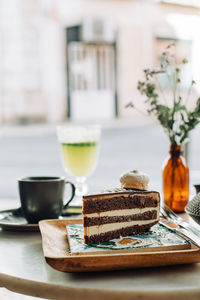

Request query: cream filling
[
  {"left": 84, "top": 219, "right": 159, "bottom": 236},
  {"left": 84, "top": 207, "right": 159, "bottom": 218}
]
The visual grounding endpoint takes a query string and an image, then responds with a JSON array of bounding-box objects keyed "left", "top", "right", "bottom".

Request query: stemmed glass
[{"left": 57, "top": 125, "right": 101, "bottom": 206}]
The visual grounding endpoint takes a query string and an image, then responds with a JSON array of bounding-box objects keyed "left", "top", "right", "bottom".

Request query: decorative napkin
[{"left": 66, "top": 223, "right": 190, "bottom": 255}]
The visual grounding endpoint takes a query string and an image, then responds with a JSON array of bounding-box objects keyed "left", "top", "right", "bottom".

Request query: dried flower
[{"left": 128, "top": 43, "right": 200, "bottom": 146}]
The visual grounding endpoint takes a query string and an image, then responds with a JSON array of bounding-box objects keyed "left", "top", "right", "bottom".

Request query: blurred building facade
[{"left": 0, "top": 0, "right": 200, "bottom": 124}]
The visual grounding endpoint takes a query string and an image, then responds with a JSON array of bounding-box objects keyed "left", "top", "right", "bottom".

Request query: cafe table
[{"left": 1, "top": 202, "right": 200, "bottom": 300}]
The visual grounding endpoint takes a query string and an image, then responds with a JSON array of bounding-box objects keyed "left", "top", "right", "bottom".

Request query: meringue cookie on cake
[{"left": 120, "top": 170, "right": 149, "bottom": 190}]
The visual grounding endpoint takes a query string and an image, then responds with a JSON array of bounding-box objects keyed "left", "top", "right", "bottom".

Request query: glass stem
[{"left": 75, "top": 176, "right": 88, "bottom": 198}]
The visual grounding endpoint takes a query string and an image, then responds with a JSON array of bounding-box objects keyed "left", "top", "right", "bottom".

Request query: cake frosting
[
  {"left": 85, "top": 219, "right": 158, "bottom": 236},
  {"left": 120, "top": 170, "right": 149, "bottom": 190}
]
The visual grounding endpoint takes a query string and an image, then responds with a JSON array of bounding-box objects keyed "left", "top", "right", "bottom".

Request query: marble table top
[{"left": 1, "top": 206, "right": 200, "bottom": 300}]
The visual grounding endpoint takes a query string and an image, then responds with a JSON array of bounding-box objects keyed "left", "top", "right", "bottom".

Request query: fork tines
[{"left": 160, "top": 204, "right": 200, "bottom": 237}]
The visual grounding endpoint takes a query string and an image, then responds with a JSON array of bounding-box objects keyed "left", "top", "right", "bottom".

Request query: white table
[{"left": 1, "top": 205, "right": 200, "bottom": 300}]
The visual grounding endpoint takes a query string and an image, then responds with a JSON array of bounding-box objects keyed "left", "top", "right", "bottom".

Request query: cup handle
[{"left": 63, "top": 181, "right": 76, "bottom": 209}]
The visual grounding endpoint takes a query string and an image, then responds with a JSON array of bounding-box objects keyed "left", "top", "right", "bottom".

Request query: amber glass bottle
[{"left": 162, "top": 144, "right": 189, "bottom": 212}]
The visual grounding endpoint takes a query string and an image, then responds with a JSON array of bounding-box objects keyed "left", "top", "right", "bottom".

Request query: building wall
[{"left": 0, "top": 0, "right": 199, "bottom": 124}]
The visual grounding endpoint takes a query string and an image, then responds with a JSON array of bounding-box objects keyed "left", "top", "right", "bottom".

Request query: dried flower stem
[{"left": 127, "top": 43, "right": 200, "bottom": 146}]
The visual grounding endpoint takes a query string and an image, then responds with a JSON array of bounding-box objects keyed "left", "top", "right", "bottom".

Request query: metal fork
[
  {"left": 160, "top": 207, "right": 169, "bottom": 220},
  {"left": 162, "top": 205, "right": 200, "bottom": 237},
  {"left": 160, "top": 209, "right": 200, "bottom": 247},
  {"left": 160, "top": 207, "right": 175, "bottom": 223}
]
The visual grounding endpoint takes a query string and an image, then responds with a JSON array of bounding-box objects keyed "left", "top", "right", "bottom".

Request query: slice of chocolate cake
[{"left": 82, "top": 188, "right": 160, "bottom": 245}]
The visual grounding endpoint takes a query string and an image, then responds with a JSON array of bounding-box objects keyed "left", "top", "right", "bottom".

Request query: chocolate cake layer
[
  {"left": 84, "top": 210, "right": 157, "bottom": 227},
  {"left": 83, "top": 192, "right": 160, "bottom": 214},
  {"left": 84, "top": 221, "right": 158, "bottom": 245}
]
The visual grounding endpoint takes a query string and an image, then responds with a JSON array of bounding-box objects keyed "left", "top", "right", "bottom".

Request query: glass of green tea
[{"left": 57, "top": 125, "right": 101, "bottom": 206}]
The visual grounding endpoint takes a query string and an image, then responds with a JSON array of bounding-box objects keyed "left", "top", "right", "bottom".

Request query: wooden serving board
[{"left": 39, "top": 219, "right": 200, "bottom": 272}]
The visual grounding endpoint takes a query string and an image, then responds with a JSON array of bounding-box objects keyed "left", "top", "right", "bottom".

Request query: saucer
[
  {"left": 0, "top": 206, "right": 82, "bottom": 232},
  {"left": 0, "top": 208, "right": 39, "bottom": 231}
]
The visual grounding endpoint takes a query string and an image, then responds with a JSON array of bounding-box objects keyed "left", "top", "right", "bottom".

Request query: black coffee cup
[{"left": 18, "top": 176, "right": 75, "bottom": 223}]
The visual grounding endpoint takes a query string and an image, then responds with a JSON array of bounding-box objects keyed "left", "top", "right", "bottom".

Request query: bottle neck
[{"left": 170, "top": 144, "right": 182, "bottom": 157}]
